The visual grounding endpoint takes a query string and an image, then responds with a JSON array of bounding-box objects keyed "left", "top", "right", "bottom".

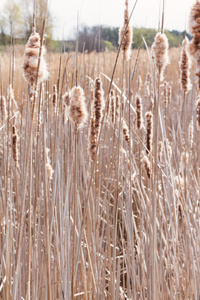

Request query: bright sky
[{"left": 0, "top": 0, "right": 195, "bottom": 40}]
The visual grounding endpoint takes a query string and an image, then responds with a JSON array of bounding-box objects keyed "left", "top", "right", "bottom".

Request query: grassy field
[{"left": 0, "top": 3, "right": 200, "bottom": 300}]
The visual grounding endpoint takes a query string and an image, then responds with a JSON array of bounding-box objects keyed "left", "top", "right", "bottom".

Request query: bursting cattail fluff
[
  {"left": 94, "top": 77, "right": 104, "bottom": 133},
  {"left": 22, "top": 32, "right": 48, "bottom": 84},
  {"left": 136, "top": 94, "right": 143, "bottom": 130},
  {"left": 179, "top": 37, "right": 192, "bottom": 93},
  {"left": 69, "top": 86, "right": 88, "bottom": 128},
  {"left": 123, "top": 120, "right": 130, "bottom": 146},
  {"left": 142, "top": 155, "right": 151, "bottom": 179},
  {"left": 119, "top": 0, "right": 133, "bottom": 61},
  {"left": 151, "top": 32, "right": 169, "bottom": 80},
  {"left": 145, "top": 111, "right": 153, "bottom": 154}
]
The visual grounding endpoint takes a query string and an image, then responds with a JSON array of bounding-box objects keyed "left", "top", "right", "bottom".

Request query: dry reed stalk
[
  {"left": 12, "top": 123, "right": 19, "bottom": 169},
  {"left": 110, "top": 90, "right": 115, "bottom": 125},
  {"left": 119, "top": 0, "right": 133, "bottom": 61},
  {"left": 0, "top": 95, "right": 7, "bottom": 121},
  {"left": 89, "top": 114, "right": 97, "bottom": 161}
]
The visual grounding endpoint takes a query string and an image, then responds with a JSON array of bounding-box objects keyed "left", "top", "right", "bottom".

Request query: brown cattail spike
[
  {"left": 145, "top": 111, "right": 153, "bottom": 154},
  {"left": 151, "top": 32, "right": 169, "bottom": 80},
  {"left": 136, "top": 94, "right": 143, "bottom": 130},
  {"left": 123, "top": 120, "right": 130, "bottom": 146},
  {"left": 0, "top": 95, "right": 7, "bottom": 121},
  {"left": 89, "top": 114, "right": 97, "bottom": 161},
  {"left": 179, "top": 37, "right": 192, "bottom": 94},
  {"left": 22, "top": 32, "right": 48, "bottom": 84},
  {"left": 69, "top": 86, "right": 88, "bottom": 128},
  {"left": 12, "top": 124, "right": 19, "bottom": 169},
  {"left": 189, "top": 1, "right": 200, "bottom": 87},
  {"left": 52, "top": 84, "right": 57, "bottom": 107},
  {"left": 94, "top": 77, "right": 104, "bottom": 134},
  {"left": 142, "top": 155, "right": 151, "bottom": 179},
  {"left": 196, "top": 98, "right": 200, "bottom": 129},
  {"left": 119, "top": 0, "right": 133, "bottom": 61},
  {"left": 115, "top": 95, "right": 120, "bottom": 120}
]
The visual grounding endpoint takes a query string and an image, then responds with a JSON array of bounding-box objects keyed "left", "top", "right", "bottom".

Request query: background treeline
[{"left": 0, "top": 0, "right": 191, "bottom": 52}]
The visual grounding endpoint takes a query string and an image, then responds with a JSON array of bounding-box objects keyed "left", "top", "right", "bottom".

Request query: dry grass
[{"left": 0, "top": 42, "right": 200, "bottom": 300}]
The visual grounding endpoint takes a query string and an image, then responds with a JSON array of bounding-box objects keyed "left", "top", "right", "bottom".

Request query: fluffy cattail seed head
[
  {"left": 135, "top": 94, "right": 143, "bottom": 130},
  {"left": 22, "top": 32, "right": 49, "bottom": 84},
  {"left": 145, "top": 111, "right": 153, "bottom": 154},
  {"left": 69, "top": 86, "right": 88, "bottom": 128},
  {"left": 179, "top": 37, "right": 192, "bottom": 93},
  {"left": 163, "top": 81, "right": 169, "bottom": 107},
  {"left": 119, "top": 0, "right": 133, "bottom": 61},
  {"left": 151, "top": 32, "right": 169, "bottom": 80},
  {"left": 115, "top": 95, "right": 120, "bottom": 119}
]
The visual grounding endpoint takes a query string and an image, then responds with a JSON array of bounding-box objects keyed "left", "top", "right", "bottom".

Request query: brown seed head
[
  {"left": 142, "top": 155, "right": 151, "bottom": 179},
  {"left": 179, "top": 37, "right": 192, "bottom": 93},
  {"left": 94, "top": 77, "right": 104, "bottom": 133},
  {"left": 135, "top": 94, "right": 143, "bottom": 130},
  {"left": 119, "top": 0, "right": 133, "bottom": 61},
  {"left": 145, "top": 111, "right": 153, "bottom": 154}
]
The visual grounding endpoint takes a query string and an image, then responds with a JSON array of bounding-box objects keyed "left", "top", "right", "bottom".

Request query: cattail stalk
[
  {"left": 123, "top": 120, "right": 130, "bottom": 146},
  {"left": 180, "top": 37, "right": 192, "bottom": 94},
  {"left": 12, "top": 124, "right": 19, "bottom": 169},
  {"left": 94, "top": 77, "right": 104, "bottom": 134},
  {"left": 142, "top": 155, "right": 151, "bottom": 179},
  {"left": 69, "top": 86, "right": 88, "bottom": 128},
  {"left": 136, "top": 94, "right": 143, "bottom": 130}
]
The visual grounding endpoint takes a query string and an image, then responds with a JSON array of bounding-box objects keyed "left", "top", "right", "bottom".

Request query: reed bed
[{"left": 0, "top": 4, "right": 200, "bottom": 300}]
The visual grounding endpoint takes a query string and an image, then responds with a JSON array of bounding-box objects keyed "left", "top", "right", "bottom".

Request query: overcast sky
[{"left": 0, "top": 0, "right": 194, "bottom": 39}]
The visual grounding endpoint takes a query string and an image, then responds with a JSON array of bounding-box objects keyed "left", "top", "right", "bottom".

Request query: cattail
[
  {"left": 94, "top": 77, "right": 104, "bottom": 133},
  {"left": 46, "top": 147, "right": 54, "bottom": 181},
  {"left": 0, "top": 95, "right": 7, "bottom": 121},
  {"left": 63, "top": 91, "right": 70, "bottom": 107},
  {"left": 8, "top": 84, "right": 18, "bottom": 112},
  {"left": 168, "top": 84, "right": 172, "bottom": 103},
  {"left": 12, "top": 124, "right": 19, "bottom": 168},
  {"left": 115, "top": 95, "right": 120, "bottom": 119},
  {"left": 188, "top": 1, "right": 200, "bottom": 86},
  {"left": 52, "top": 84, "right": 57, "bottom": 108},
  {"left": 145, "top": 111, "right": 153, "bottom": 154},
  {"left": 163, "top": 81, "right": 169, "bottom": 107},
  {"left": 89, "top": 115, "right": 97, "bottom": 161},
  {"left": 189, "top": 119, "right": 194, "bottom": 148},
  {"left": 142, "top": 155, "right": 151, "bottom": 179},
  {"left": 123, "top": 120, "right": 130, "bottom": 146},
  {"left": 118, "top": 0, "right": 133, "bottom": 61},
  {"left": 22, "top": 31, "right": 48, "bottom": 84},
  {"left": 179, "top": 37, "right": 192, "bottom": 93},
  {"left": 196, "top": 98, "right": 200, "bottom": 128},
  {"left": 110, "top": 90, "right": 115, "bottom": 125},
  {"left": 135, "top": 94, "right": 143, "bottom": 130},
  {"left": 151, "top": 32, "right": 169, "bottom": 80},
  {"left": 69, "top": 86, "right": 88, "bottom": 128}
]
